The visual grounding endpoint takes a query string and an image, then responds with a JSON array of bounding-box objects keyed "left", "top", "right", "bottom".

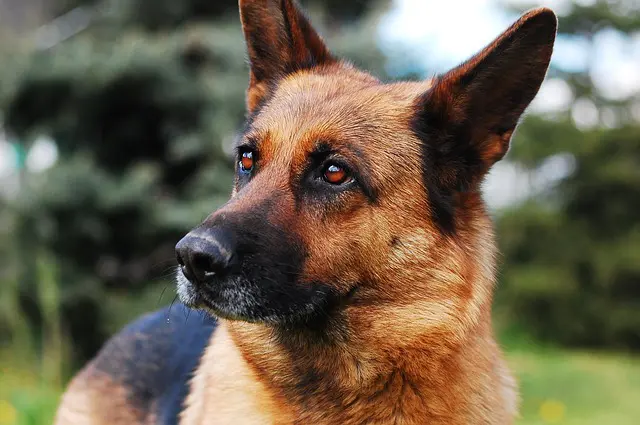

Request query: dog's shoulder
[
  {"left": 55, "top": 303, "right": 217, "bottom": 425},
  {"left": 92, "top": 303, "right": 218, "bottom": 422}
]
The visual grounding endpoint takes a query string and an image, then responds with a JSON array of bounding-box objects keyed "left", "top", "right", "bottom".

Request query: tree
[{"left": 495, "top": 0, "right": 640, "bottom": 350}]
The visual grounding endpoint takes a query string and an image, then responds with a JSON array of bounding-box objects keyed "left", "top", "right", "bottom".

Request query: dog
[{"left": 54, "top": 1, "right": 557, "bottom": 423}]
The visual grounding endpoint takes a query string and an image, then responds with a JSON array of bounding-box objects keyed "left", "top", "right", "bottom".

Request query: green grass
[
  {"left": 1, "top": 345, "right": 638, "bottom": 425},
  {"left": 508, "top": 347, "right": 640, "bottom": 424},
  {"left": 0, "top": 356, "right": 61, "bottom": 425}
]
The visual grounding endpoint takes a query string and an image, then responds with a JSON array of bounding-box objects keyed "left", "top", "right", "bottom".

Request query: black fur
[
  {"left": 91, "top": 303, "right": 216, "bottom": 424},
  {"left": 410, "top": 97, "right": 483, "bottom": 235},
  {"left": 243, "top": 1, "right": 332, "bottom": 84}
]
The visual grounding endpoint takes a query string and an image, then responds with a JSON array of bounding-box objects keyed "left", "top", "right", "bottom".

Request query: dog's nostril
[
  {"left": 176, "top": 252, "right": 185, "bottom": 267},
  {"left": 192, "top": 252, "right": 216, "bottom": 276}
]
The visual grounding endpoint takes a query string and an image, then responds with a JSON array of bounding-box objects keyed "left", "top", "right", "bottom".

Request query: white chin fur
[{"left": 175, "top": 268, "right": 199, "bottom": 306}]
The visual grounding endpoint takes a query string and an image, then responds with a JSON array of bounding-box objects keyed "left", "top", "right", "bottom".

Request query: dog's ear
[
  {"left": 413, "top": 8, "right": 557, "bottom": 193},
  {"left": 239, "top": 0, "right": 334, "bottom": 112}
]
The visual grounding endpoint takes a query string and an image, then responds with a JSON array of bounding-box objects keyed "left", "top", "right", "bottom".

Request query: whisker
[
  {"left": 166, "top": 294, "right": 179, "bottom": 323},
  {"left": 157, "top": 285, "right": 168, "bottom": 307}
]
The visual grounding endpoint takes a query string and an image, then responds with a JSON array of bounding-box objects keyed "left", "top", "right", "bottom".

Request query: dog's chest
[
  {"left": 179, "top": 326, "right": 292, "bottom": 425},
  {"left": 177, "top": 324, "right": 505, "bottom": 425}
]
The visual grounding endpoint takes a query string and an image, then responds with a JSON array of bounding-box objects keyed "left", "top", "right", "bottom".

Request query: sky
[{"left": 2, "top": 0, "right": 639, "bottom": 206}]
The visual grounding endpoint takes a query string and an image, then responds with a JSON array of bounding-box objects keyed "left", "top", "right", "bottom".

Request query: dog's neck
[{"left": 213, "top": 309, "right": 515, "bottom": 425}]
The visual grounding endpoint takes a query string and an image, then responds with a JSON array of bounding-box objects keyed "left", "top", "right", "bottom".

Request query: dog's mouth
[
  {"left": 176, "top": 268, "right": 248, "bottom": 320},
  {"left": 175, "top": 266, "right": 339, "bottom": 325}
]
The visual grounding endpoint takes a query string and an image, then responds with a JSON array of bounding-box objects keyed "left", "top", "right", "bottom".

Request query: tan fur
[
  {"left": 54, "top": 367, "right": 150, "bottom": 425},
  {"left": 180, "top": 324, "right": 294, "bottom": 425},
  {"left": 55, "top": 1, "right": 556, "bottom": 424}
]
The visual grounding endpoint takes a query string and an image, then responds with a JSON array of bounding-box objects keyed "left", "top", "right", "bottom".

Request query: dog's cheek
[{"left": 297, "top": 209, "right": 386, "bottom": 292}]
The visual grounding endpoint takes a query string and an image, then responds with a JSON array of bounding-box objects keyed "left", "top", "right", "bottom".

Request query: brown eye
[
  {"left": 323, "top": 164, "right": 349, "bottom": 185},
  {"left": 240, "top": 151, "right": 254, "bottom": 172}
]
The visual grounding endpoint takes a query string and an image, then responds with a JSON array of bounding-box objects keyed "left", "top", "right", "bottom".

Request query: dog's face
[
  {"left": 178, "top": 73, "right": 432, "bottom": 325},
  {"left": 176, "top": 0, "right": 556, "bottom": 342}
]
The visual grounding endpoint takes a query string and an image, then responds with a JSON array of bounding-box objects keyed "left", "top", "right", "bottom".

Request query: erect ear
[
  {"left": 239, "top": 0, "right": 335, "bottom": 113},
  {"left": 413, "top": 8, "right": 557, "bottom": 195}
]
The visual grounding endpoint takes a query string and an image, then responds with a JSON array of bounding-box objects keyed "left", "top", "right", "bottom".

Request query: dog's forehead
[{"left": 245, "top": 71, "right": 432, "bottom": 166}]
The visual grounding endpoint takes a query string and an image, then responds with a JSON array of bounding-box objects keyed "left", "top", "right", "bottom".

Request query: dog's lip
[
  {"left": 198, "top": 289, "right": 280, "bottom": 323},
  {"left": 176, "top": 268, "right": 252, "bottom": 319}
]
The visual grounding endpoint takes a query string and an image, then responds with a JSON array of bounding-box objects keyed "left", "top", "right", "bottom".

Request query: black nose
[{"left": 175, "top": 228, "right": 236, "bottom": 283}]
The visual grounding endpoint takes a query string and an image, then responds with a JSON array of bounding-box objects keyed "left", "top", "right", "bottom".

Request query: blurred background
[{"left": 0, "top": 0, "right": 638, "bottom": 423}]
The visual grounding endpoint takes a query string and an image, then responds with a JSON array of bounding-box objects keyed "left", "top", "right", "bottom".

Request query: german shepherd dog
[{"left": 55, "top": 1, "right": 556, "bottom": 423}]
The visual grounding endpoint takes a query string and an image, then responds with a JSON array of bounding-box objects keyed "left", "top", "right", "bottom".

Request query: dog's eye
[
  {"left": 239, "top": 150, "right": 254, "bottom": 173},
  {"left": 322, "top": 163, "right": 350, "bottom": 185}
]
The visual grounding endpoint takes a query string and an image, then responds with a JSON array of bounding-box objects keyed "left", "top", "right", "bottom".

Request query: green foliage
[
  {"left": 496, "top": 0, "right": 640, "bottom": 350},
  {"left": 498, "top": 125, "right": 640, "bottom": 349},
  {"left": 51, "top": 0, "right": 389, "bottom": 30},
  {"left": 557, "top": 1, "right": 640, "bottom": 34}
]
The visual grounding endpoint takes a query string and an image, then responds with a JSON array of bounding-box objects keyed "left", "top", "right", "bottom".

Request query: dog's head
[{"left": 176, "top": 0, "right": 556, "bottom": 344}]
